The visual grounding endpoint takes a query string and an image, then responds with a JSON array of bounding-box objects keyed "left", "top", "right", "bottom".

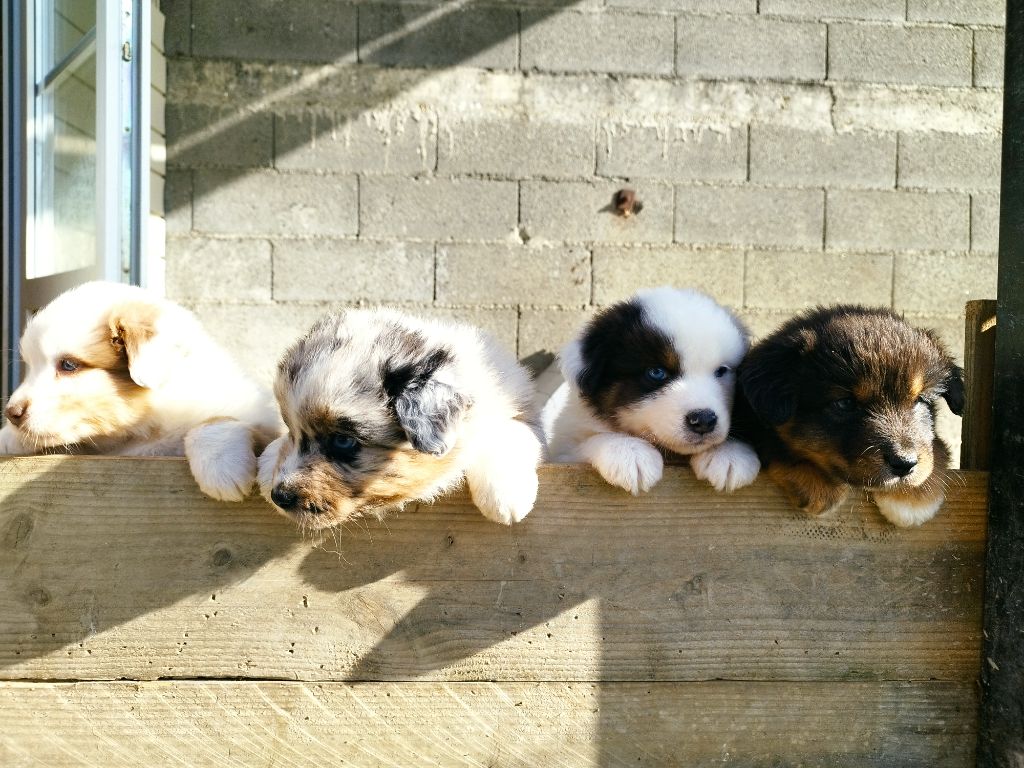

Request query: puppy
[
  {"left": 735, "top": 306, "right": 964, "bottom": 527},
  {"left": 0, "top": 281, "right": 283, "bottom": 501},
  {"left": 542, "top": 286, "right": 759, "bottom": 494},
  {"left": 257, "top": 307, "right": 543, "bottom": 530}
]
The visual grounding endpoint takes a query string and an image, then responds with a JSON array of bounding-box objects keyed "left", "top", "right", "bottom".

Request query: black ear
[
  {"left": 942, "top": 363, "right": 965, "bottom": 416},
  {"left": 384, "top": 350, "right": 468, "bottom": 456},
  {"left": 738, "top": 338, "right": 800, "bottom": 428}
]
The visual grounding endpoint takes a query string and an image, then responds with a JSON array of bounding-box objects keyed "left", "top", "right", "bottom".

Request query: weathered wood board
[
  {"left": 0, "top": 456, "right": 986, "bottom": 766},
  {"left": 0, "top": 680, "right": 977, "bottom": 768}
]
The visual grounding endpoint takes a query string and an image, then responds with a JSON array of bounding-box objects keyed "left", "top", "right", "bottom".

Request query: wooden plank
[
  {"left": 961, "top": 299, "right": 997, "bottom": 471},
  {"left": 0, "top": 457, "right": 986, "bottom": 684},
  {"left": 0, "top": 680, "right": 978, "bottom": 768}
]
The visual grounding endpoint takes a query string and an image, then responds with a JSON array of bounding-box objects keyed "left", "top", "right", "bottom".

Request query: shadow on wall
[{"left": 163, "top": 0, "right": 587, "bottom": 214}]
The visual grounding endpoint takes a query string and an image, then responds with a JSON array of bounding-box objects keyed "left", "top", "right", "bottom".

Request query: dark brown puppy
[{"left": 734, "top": 306, "right": 964, "bottom": 526}]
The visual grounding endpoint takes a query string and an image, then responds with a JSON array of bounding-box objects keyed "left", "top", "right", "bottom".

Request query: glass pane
[
  {"left": 30, "top": 50, "right": 97, "bottom": 279},
  {"left": 49, "top": 0, "right": 96, "bottom": 71}
]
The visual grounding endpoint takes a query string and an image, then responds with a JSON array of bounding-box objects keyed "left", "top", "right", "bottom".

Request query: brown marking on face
[
  {"left": 108, "top": 301, "right": 160, "bottom": 366},
  {"left": 909, "top": 373, "right": 925, "bottom": 401},
  {"left": 776, "top": 422, "right": 852, "bottom": 480},
  {"left": 767, "top": 461, "right": 850, "bottom": 516},
  {"left": 853, "top": 380, "right": 873, "bottom": 402},
  {"left": 278, "top": 443, "right": 462, "bottom": 530}
]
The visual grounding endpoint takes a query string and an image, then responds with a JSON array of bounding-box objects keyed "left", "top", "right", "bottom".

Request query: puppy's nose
[
  {"left": 4, "top": 400, "right": 28, "bottom": 427},
  {"left": 270, "top": 484, "right": 300, "bottom": 510},
  {"left": 885, "top": 452, "right": 919, "bottom": 478},
  {"left": 685, "top": 409, "right": 718, "bottom": 436}
]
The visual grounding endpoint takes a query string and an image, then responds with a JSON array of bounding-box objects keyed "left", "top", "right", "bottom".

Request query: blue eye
[
  {"left": 645, "top": 367, "right": 668, "bottom": 383},
  {"left": 714, "top": 365, "right": 731, "bottom": 379},
  {"left": 57, "top": 358, "right": 80, "bottom": 374},
  {"left": 830, "top": 397, "right": 856, "bottom": 413},
  {"left": 324, "top": 434, "right": 360, "bottom": 462}
]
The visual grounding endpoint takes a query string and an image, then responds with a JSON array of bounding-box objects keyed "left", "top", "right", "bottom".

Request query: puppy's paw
[
  {"left": 466, "top": 420, "right": 543, "bottom": 524},
  {"left": 471, "top": 468, "right": 539, "bottom": 525},
  {"left": 257, "top": 435, "right": 289, "bottom": 502},
  {"left": 690, "top": 439, "right": 760, "bottom": 492},
  {"left": 185, "top": 421, "right": 257, "bottom": 502},
  {"left": 873, "top": 491, "right": 944, "bottom": 527},
  {"left": 582, "top": 434, "right": 663, "bottom": 495}
]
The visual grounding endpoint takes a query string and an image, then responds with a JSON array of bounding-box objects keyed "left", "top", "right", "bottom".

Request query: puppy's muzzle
[
  {"left": 270, "top": 483, "right": 300, "bottom": 510},
  {"left": 5, "top": 400, "right": 28, "bottom": 427},
  {"left": 884, "top": 450, "right": 919, "bottom": 478},
  {"left": 685, "top": 408, "right": 718, "bottom": 436}
]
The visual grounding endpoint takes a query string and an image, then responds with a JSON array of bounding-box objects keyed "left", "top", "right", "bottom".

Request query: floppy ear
[
  {"left": 108, "top": 301, "right": 172, "bottom": 389},
  {"left": 738, "top": 338, "right": 801, "bottom": 427},
  {"left": 942, "top": 362, "right": 965, "bottom": 416},
  {"left": 384, "top": 350, "right": 469, "bottom": 456}
]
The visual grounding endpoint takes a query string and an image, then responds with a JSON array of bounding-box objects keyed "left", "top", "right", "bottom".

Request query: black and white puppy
[
  {"left": 542, "top": 287, "right": 759, "bottom": 494},
  {"left": 258, "top": 308, "right": 543, "bottom": 530}
]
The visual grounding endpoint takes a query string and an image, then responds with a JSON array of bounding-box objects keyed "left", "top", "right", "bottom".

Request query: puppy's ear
[
  {"left": 942, "top": 362, "right": 965, "bottom": 416},
  {"left": 738, "top": 337, "right": 801, "bottom": 427},
  {"left": 108, "top": 301, "right": 172, "bottom": 389},
  {"left": 384, "top": 350, "right": 468, "bottom": 456}
]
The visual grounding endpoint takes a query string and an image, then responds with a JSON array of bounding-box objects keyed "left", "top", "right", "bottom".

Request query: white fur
[
  {"left": 259, "top": 307, "right": 544, "bottom": 527},
  {"left": 1, "top": 281, "right": 283, "bottom": 501},
  {"left": 872, "top": 491, "right": 945, "bottom": 527},
  {"left": 543, "top": 286, "right": 759, "bottom": 493}
]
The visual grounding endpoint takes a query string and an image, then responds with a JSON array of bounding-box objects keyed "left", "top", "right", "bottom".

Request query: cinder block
[
  {"left": 971, "top": 192, "right": 1000, "bottom": 253},
  {"left": 676, "top": 16, "right": 826, "bottom": 81},
  {"left": 899, "top": 132, "right": 1002, "bottom": 191},
  {"left": 974, "top": 28, "right": 1005, "bottom": 88},
  {"left": 188, "top": 301, "right": 332, "bottom": 385},
  {"left": 829, "top": 23, "right": 973, "bottom": 87},
  {"left": 750, "top": 126, "right": 896, "bottom": 188},
  {"left": 827, "top": 189, "right": 970, "bottom": 251},
  {"left": 164, "top": 170, "right": 192, "bottom": 234},
  {"left": 193, "top": 170, "right": 359, "bottom": 236},
  {"left": 597, "top": 125, "right": 747, "bottom": 183},
  {"left": 192, "top": 0, "right": 357, "bottom": 63},
  {"left": 518, "top": 308, "right": 596, "bottom": 361},
  {"left": 521, "top": 11, "right": 675, "bottom": 76},
  {"left": 166, "top": 104, "right": 273, "bottom": 169},
  {"left": 418, "top": 307, "right": 519, "bottom": 357},
  {"left": 273, "top": 240, "right": 434, "bottom": 302},
  {"left": 735, "top": 309, "right": 793, "bottom": 342},
  {"left": 436, "top": 245, "right": 590, "bottom": 305},
  {"left": 359, "top": 177, "right": 518, "bottom": 240},
  {"left": 360, "top": 5, "right": 517, "bottom": 70},
  {"left": 607, "top": 0, "right": 754, "bottom": 10},
  {"left": 160, "top": 0, "right": 191, "bottom": 57},
  {"left": 592, "top": 246, "right": 744, "bottom": 308},
  {"left": 908, "top": 0, "right": 1004, "bottom": 25},
  {"left": 165, "top": 237, "right": 272, "bottom": 301},
  {"left": 675, "top": 185, "right": 824, "bottom": 249},
  {"left": 893, "top": 253, "right": 998, "bottom": 313},
  {"left": 744, "top": 251, "right": 893, "bottom": 310},
  {"left": 521, "top": 181, "right": 674, "bottom": 244},
  {"left": 759, "top": 0, "right": 905, "bottom": 20},
  {"left": 439, "top": 119, "right": 593, "bottom": 179},
  {"left": 275, "top": 113, "right": 436, "bottom": 174}
]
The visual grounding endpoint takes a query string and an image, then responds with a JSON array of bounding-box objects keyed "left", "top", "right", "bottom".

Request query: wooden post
[
  {"left": 960, "top": 300, "right": 997, "bottom": 471},
  {"left": 977, "top": 0, "right": 1024, "bottom": 763}
]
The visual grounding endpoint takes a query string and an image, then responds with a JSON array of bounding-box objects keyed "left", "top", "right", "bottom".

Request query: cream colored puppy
[{"left": 0, "top": 281, "right": 283, "bottom": 500}]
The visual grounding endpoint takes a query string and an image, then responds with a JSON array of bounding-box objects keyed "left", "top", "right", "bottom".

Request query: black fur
[
  {"left": 383, "top": 347, "right": 466, "bottom": 455},
  {"left": 575, "top": 299, "right": 681, "bottom": 421}
]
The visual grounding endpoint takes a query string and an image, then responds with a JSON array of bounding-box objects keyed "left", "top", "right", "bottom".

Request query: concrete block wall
[{"left": 161, "top": 0, "right": 1003, "bottom": 389}]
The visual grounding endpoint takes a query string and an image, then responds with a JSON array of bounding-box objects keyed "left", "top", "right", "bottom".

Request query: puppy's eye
[
  {"left": 645, "top": 367, "right": 668, "bottom": 383},
  {"left": 830, "top": 397, "right": 856, "bottom": 413},
  {"left": 324, "top": 434, "right": 360, "bottom": 462},
  {"left": 57, "top": 358, "right": 80, "bottom": 374},
  {"left": 714, "top": 365, "right": 731, "bottom": 379}
]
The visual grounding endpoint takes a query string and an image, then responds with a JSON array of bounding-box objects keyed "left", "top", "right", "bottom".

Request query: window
[{"left": 2, "top": 0, "right": 153, "bottom": 402}]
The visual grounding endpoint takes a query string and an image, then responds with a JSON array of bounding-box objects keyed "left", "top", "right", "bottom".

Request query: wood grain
[
  {"left": 0, "top": 680, "right": 978, "bottom": 768},
  {"left": 961, "top": 298, "right": 997, "bottom": 471},
  {"left": 0, "top": 457, "right": 987, "bottom": 684}
]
